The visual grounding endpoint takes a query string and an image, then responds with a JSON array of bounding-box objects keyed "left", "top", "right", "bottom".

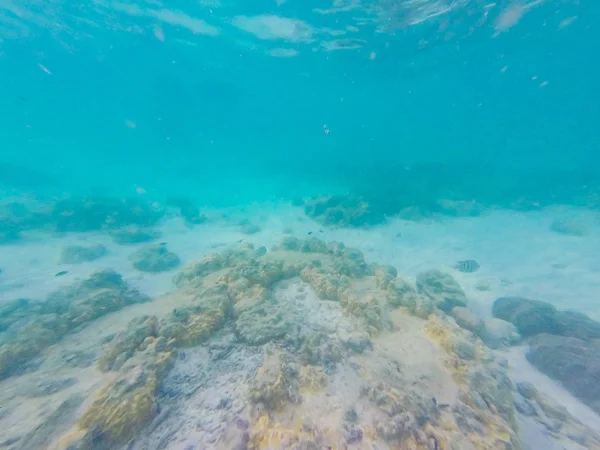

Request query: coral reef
[
  {"left": 59, "top": 244, "right": 107, "bottom": 264},
  {"left": 129, "top": 243, "right": 181, "bottom": 272}
]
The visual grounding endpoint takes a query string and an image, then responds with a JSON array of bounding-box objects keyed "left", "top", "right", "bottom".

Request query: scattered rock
[
  {"left": 450, "top": 307, "right": 484, "bottom": 335},
  {"left": 110, "top": 225, "right": 161, "bottom": 245},
  {"left": 492, "top": 297, "right": 558, "bottom": 337},
  {"left": 0, "top": 270, "right": 149, "bottom": 378},
  {"left": 526, "top": 333, "right": 600, "bottom": 415},
  {"left": 130, "top": 243, "right": 181, "bottom": 273},
  {"left": 304, "top": 195, "right": 385, "bottom": 227},
  {"left": 493, "top": 297, "right": 600, "bottom": 341},
  {"left": 59, "top": 244, "right": 107, "bottom": 264},
  {"left": 480, "top": 318, "right": 521, "bottom": 349},
  {"left": 240, "top": 223, "right": 261, "bottom": 235}
]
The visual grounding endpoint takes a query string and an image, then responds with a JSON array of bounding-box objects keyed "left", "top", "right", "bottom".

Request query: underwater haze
[{"left": 1, "top": 0, "right": 600, "bottom": 449}]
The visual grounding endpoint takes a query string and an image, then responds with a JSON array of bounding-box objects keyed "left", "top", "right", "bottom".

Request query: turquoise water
[
  {"left": 2, "top": 1, "right": 600, "bottom": 449},
  {"left": 1, "top": 0, "right": 598, "bottom": 205}
]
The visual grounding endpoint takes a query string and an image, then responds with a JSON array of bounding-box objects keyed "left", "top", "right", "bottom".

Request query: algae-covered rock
[
  {"left": 249, "top": 352, "right": 300, "bottom": 409},
  {"left": 159, "top": 286, "right": 232, "bottom": 347},
  {"left": 98, "top": 315, "right": 159, "bottom": 371},
  {"left": 299, "top": 267, "right": 350, "bottom": 301},
  {"left": 130, "top": 243, "right": 181, "bottom": 273},
  {"left": 0, "top": 270, "right": 149, "bottom": 378},
  {"left": 385, "top": 277, "right": 418, "bottom": 309},
  {"left": 109, "top": 225, "right": 161, "bottom": 245},
  {"left": 304, "top": 195, "right": 385, "bottom": 227},
  {"left": 374, "top": 265, "right": 398, "bottom": 289},
  {"left": 174, "top": 246, "right": 259, "bottom": 288},
  {"left": 59, "top": 244, "right": 107, "bottom": 264},
  {"left": 234, "top": 299, "right": 294, "bottom": 345},
  {"left": 77, "top": 340, "right": 175, "bottom": 449},
  {"left": 46, "top": 270, "right": 151, "bottom": 327},
  {"left": 481, "top": 318, "right": 521, "bottom": 349},
  {"left": 416, "top": 269, "right": 467, "bottom": 312}
]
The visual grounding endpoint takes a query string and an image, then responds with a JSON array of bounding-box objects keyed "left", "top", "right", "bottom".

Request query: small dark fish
[
  {"left": 432, "top": 396, "right": 437, "bottom": 406},
  {"left": 159, "top": 242, "right": 167, "bottom": 246},
  {"left": 453, "top": 260, "right": 480, "bottom": 273},
  {"left": 237, "top": 239, "right": 243, "bottom": 243},
  {"left": 319, "top": 229, "right": 323, "bottom": 233},
  {"left": 55, "top": 271, "right": 69, "bottom": 277},
  {"left": 307, "top": 231, "right": 313, "bottom": 235},
  {"left": 395, "top": 232, "right": 402, "bottom": 238}
]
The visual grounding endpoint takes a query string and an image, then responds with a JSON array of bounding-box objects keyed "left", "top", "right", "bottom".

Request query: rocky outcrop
[
  {"left": 526, "top": 333, "right": 600, "bottom": 415},
  {"left": 130, "top": 243, "right": 181, "bottom": 272}
]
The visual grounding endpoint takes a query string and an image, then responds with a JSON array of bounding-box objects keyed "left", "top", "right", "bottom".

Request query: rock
[
  {"left": 492, "top": 297, "right": 558, "bottom": 337},
  {"left": 416, "top": 270, "right": 467, "bottom": 313},
  {"left": 98, "top": 316, "right": 159, "bottom": 371},
  {"left": 240, "top": 223, "right": 261, "bottom": 235},
  {"left": 450, "top": 307, "right": 484, "bottom": 334},
  {"left": 109, "top": 225, "right": 161, "bottom": 245},
  {"left": 159, "top": 286, "right": 232, "bottom": 347},
  {"left": 526, "top": 334, "right": 600, "bottom": 415},
  {"left": 59, "top": 244, "right": 107, "bottom": 264},
  {"left": 550, "top": 218, "right": 587, "bottom": 237},
  {"left": 493, "top": 297, "right": 600, "bottom": 342},
  {"left": 304, "top": 195, "right": 385, "bottom": 228},
  {"left": 554, "top": 310, "right": 600, "bottom": 342},
  {"left": 234, "top": 300, "right": 294, "bottom": 345},
  {"left": 515, "top": 382, "right": 537, "bottom": 400},
  {"left": 76, "top": 340, "right": 175, "bottom": 449},
  {"left": 480, "top": 318, "right": 521, "bottom": 349},
  {"left": 0, "top": 270, "right": 149, "bottom": 378},
  {"left": 130, "top": 243, "right": 181, "bottom": 273}
]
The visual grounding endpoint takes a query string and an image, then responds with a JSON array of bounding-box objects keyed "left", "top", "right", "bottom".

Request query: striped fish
[{"left": 453, "top": 259, "right": 480, "bottom": 273}]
